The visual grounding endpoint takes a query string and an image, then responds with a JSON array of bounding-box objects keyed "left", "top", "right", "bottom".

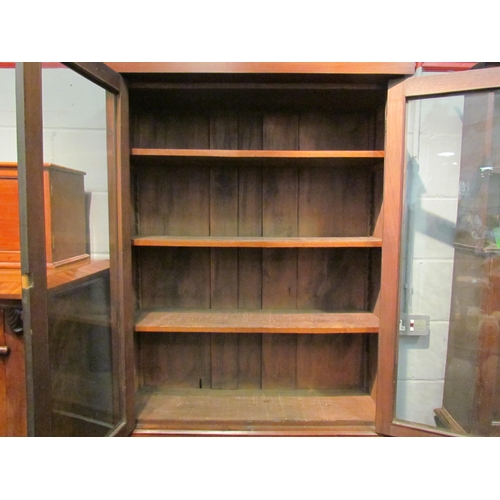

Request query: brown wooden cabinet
[
  {"left": 106, "top": 63, "right": 415, "bottom": 436},
  {"left": 12, "top": 62, "right": 500, "bottom": 437},
  {"left": 0, "top": 162, "right": 89, "bottom": 269}
]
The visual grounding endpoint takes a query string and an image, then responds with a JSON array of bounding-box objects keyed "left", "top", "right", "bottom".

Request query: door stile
[
  {"left": 15, "top": 62, "right": 51, "bottom": 436},
  {"left": 376, "top": 78, "right": 407, "bottom": 436}
]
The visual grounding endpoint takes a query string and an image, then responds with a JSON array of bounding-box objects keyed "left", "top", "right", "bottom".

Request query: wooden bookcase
[{"left": 117, "top": 66, "right": 412, "bottom": 436}]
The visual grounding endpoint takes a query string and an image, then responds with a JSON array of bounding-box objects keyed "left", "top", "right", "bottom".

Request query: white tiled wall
[
  {"left": 0, "top": 67, "right": 109, "bottom": 259},
  {"left": 396, "top": 93, "right": 464, "bottom": 426}
]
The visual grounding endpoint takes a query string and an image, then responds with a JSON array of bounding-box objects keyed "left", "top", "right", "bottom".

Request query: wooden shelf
[
  {"left": 131, "top": 148, "right": 385, "bottom": 159},
  {"left": 134, "top": 309, "right": 379, "bottom": 334},
  {"left": 134, "top": 388, "right": 377, "bottom": 436},
  {"left": 133, "top": 236, "right": 383, "bottom": 248}
]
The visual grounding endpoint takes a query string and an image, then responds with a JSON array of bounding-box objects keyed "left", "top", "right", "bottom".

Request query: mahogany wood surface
[
  {"left": 128, "top": 65, "right": 391, "bottom": 435},
  {"left": 376, "top": 79, "right": 406, "bottom": 436},
  {"left": 133, "top": 236, "right": 383, "bottom": 247},
  {"left": 135, "top": 310, "right": 380, "bottom": 333},
  {"left": 107, "top": 62, "right": 415, "bottom": 75},
  {"left": 132, "top": 149, "right": 384, "bottom": 158},
  {"left": 135, "top": 388, "right": 376, "bottom": 435},
  {"left": 0, "top": 309, "right": 27, "bottom": 436}
]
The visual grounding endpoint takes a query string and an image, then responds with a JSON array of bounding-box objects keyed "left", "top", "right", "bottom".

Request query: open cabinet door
[
  {"left": 16, "top": 63, "right": 134, "bottom": 436},
  {"left": 377, "top": 66, "right": 500, "bottom": 436}
]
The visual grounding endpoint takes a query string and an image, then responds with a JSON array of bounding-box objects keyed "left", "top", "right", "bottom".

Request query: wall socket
[{"left": 399, "top": 314, "right": 430, "bottom": 336}]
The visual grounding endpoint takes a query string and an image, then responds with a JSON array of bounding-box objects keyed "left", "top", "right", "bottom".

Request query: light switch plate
[{"left": 399, "top": 314, "right": 430, "bottom": 336}]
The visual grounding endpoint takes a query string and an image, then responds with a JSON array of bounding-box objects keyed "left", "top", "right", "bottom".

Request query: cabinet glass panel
[
  {"left": 41, "top": 65, "right": 119, "bottom": 436},
  {"left": 396, "top": 89, "right": 500, "bottom": 436}
]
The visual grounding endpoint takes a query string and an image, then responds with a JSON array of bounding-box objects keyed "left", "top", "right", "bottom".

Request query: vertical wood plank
[
  {"left": 238, "top": 112, "right": 263, "bottom": 150},
  {"left": 165, "top": 114, "right": 210, "bottom": 149},
  {"left": 141, "top": 333, "right": 211, "bottom": 389},
  {"left": 262, "top": 249, "right": 297, "bottom": 309},
  {"left": 139, "top": 247, "right": 211, "bottom": 309},
  {"left": 237, "top": 334, "right": 262, "bottom": 389},
  {"left": 210, "top": 166, "right": 238, "bottom": 236},
  {"left": 137, "top": 164, "right": 210, "bottom": 237},
  {"left": 263, "top": 167, "right": 298, "bottom": 237},
  {"left": 210, "top": 112, "right": 239, "bottom": 150},
  {"left": 262, "top": 248, "right": 297, "bottom": 389},
  {"left": 299, "top": 112, "right": 374, "bottom": 150},
  {"left": 296, "top": 335, "right": 365, "bottom": 390},
  {"left": 238, "top": 249, "right": 262, "bottom": 309},
  {"left": 298, "top": 167, "right": 370, "bottom": 237},
  {"left": 262, "top": 334, "right": 297, "bottom": 390},
  {"left": 210, "top": 248, "right": 238, "bottom": 389},
  {"left": 297, "top": 249, "right": 368, "bottom": 311},
  {"left": 263, "top": 114, "right": 298, "bottom": 150}
]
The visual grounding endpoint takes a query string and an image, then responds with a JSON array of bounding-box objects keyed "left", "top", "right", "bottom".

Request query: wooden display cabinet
[
  {"left": 112, "top": 63, "right": 414, "bottom": 436},
  {"left": 12, "top": 62, "right": 500, "bottom": 437},
  {"left": 0, "top": 162, "right": 89, "bottom": 269}
]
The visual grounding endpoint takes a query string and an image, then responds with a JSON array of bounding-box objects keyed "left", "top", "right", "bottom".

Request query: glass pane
[
  {"left": 41, "top": 64, "right": 120, "bottom": 436},
  {"left": 396, "top": 89, "right": 500, "bottom": 436}
]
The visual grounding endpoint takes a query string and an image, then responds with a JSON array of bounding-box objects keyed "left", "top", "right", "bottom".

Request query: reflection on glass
[
  {"left": 41, "top": 65, "right": 119, "bottom": 436},
  {"left": 396, "top": 90, "right": 500, "bottom": 436}
]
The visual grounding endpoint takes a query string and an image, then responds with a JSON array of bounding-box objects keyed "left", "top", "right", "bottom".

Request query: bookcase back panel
[
  {"left": 135, "top": 164, "right": 380, "bottom": 238},
  {"left": 130, "top": 87, "right": 385, "bottom": 150},
  {"left": 138, "top": 331, "right": 370, "bottom": 391},
  {"left": 136, "top": 247, "right": 379, "bottom": 313}
]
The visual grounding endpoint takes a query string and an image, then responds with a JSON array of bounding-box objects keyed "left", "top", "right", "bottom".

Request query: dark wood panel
[
  {"left": 298, "top": 166, "right": 370, "bottom": 237},
  {"left": 296, "top": 334, "right": 364, "bottom": 389},
  {"left": 210, "top": 166, "right": 238, "bottom": 236},
  {"left": 262, "top": 334, "right": 297, "bottom": 389},
  {"left": 297, "top": 248, "right": 369, "bottom": 311},
  {"left": 237, "top": 334, "right": 262, "bottom": 389},
  {"left": 211, "top": 333, "right": 238, "bottom": 389},
  {"left": 238, "top": 166, "right": 262, "bottom": 236},
  {"left": 299, "top": 112, "right": 375, "bottom": 150},
  {"left": 262, "top": 249, "right": 297, "bottom": 309},
  {"left": 138, "top": 248, "right": 211, "bottom": 309},
  {"left": 164, "top": 114, "right": 210, "bottom": 149},
  {"left": 237, "top": 249, "right": 262, "bottom": 309},
  {"left": 136, "top": 164, "right": 210, "bottom": 236},
  {"left": 238, "top": 112, "right": 263, "bottom": 150},
  {"left": 140, "top": 333, "right": 211, "bottom": 389},
  {"left": 210, "top": 248, "right": 238, "bottom": 389},
  {"left": 263, "top": 114, "right": 298, "bottom": 150},
  {"left": 210, "top": 112, "right": 238, "bottom": 150},
  {"left": 263, "top": 167, "right": 298, "bottom": 237}
]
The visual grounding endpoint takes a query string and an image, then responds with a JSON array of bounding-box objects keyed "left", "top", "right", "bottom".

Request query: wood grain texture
[
  {"left": 296, "top": 334, "right": 365, "bottom": 390},
  {"left": 140, "top": 333, "right": 211, "bottom": 389},
  {"left": 107, "top": 62, "right": 415, "bottom": 75},
  {"left": 132, "top": 148, "right": 385, "bottom": 159},
  {"left": 133, "top": 236, "right": 383, "bottom": 247},
  {"left": 0, "top": 309, "right": 27, "bottom": 436},
  {"left": 134, "top": 310, "right": 380, "bottom": 333},
  {"left": 375, "top": 79, "right": 406, "bottom": 435}
]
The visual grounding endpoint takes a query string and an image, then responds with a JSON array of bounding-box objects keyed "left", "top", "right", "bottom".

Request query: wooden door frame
[
  {"left": 16, "top": 62, "right": 134, "bottom": 436},
  {"left": 377, "top": 66, "right": 500, "bottom": 437}
]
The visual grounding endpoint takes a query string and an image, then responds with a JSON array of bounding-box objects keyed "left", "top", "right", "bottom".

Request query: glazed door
[
  {"left": 377, "top": 66, "right": 500, "bottom": 436},
  {"left": 16, "top": 63, "right": 134, "bottom": 436}
]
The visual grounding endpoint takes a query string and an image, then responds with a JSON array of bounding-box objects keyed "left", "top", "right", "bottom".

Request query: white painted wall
[{"left": 0, "top": 66, "right": 109, "bottom": 260}]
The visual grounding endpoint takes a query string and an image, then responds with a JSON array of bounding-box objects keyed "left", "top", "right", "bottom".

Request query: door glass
[
  {"left": 41, "top": 64, "right": 120, "bottom": 436},
  {"left": 396, "top": 89, "right": 500, "bottom": 436}
]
